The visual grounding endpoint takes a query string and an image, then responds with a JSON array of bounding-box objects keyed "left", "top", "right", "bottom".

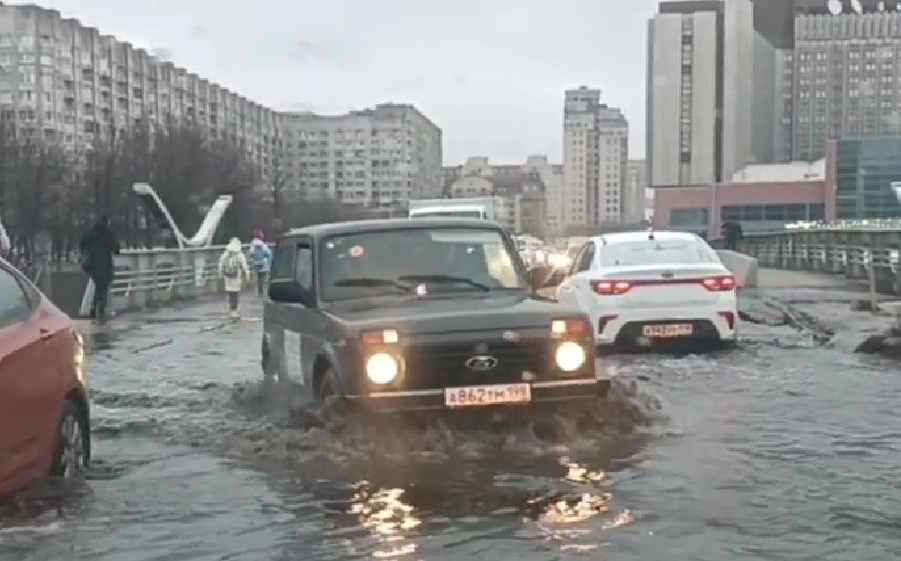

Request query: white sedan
[{"left": 553, "top": 230, "right": 737, "bottom": 351}]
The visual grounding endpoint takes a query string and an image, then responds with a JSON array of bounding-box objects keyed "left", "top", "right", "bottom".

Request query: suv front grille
[{"left": 402, "top": 338, "right": 548, "bottom": 390}]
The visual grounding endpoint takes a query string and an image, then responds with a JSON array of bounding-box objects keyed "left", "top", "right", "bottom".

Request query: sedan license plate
[
  {"left": 642, "top": 324, "right": 693, "bottom": 338},
  {"left": 444, "top": 383, "right": 531, "bottom": 407}
]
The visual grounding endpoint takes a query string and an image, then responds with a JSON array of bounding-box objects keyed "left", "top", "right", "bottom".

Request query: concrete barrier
[{"left": 716, "top": 249, "right": 759, "bottom": 288}]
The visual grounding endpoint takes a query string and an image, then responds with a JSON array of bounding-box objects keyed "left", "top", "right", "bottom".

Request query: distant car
[
  {"left": 0, "top": 258, "right": 90, "bottom": 500},
  {"left": 551, "top": 230, "right": 737, "bottom": 351},
  {"left": 261, "top": 218, "right": 607, "bottom": 415}
]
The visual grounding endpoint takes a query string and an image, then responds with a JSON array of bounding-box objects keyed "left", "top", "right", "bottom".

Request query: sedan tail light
[
  {"left": 591, "top": 280, "right": 632, "bottom": 295},
  {"left": 701, "top": 276, "right": 735, "bottom": 291}
]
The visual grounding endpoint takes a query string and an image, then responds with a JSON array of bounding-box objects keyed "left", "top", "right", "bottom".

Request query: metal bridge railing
[
  {"left": 737, "top": 227, "right": 901, "bottom": 297},
  {"left": 78, "top": 244, "right": 255, "bottom": 316}
]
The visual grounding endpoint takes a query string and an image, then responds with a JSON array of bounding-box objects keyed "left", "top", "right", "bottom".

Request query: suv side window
[
  {"left": 294, "top": 241, "right": 313, "bottom": 292},
  {"left": 270, "top": 239, "right": 296, "bottom": 281},
  {"left": 575, "top": 242, "right": 595, "bottom": 273},
  {"left": 0, "top": 266, "right": 33, "bottom": 328}
]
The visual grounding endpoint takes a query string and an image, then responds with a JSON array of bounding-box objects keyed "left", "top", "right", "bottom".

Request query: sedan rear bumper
[{"left": 350, "top": 378, "right": 610, "bottom": 413}]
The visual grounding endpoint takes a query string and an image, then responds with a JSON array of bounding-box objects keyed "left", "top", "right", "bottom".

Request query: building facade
[
  {"left": 563, "top": 86, "right": 628, "bottom": 231},
  {"left": 280, "top": 105, "right": 442, "bottom": 208},
  {"left": 647, "top": 0, "right": 777, "bottom": 187},
  {"left": 835, "top": 136, "right": 901, "bottom": 218},
  {"left": 625, "top": 159, "right": 650, "bottom": 223},
  {"left": 653, "top": 158, "right": 834, "bottom": 238},
  {"left": 785, "top": 10, "right": 901, "bottom": 162},
  {"left": 0, "top": 4, "right": 441, "bottom": 209},
  {"left": 442, "top": 156, "right": 560, "bottom": 238},
  {"left": 447, "top": 173, "right": 545, "bottom": 236}
]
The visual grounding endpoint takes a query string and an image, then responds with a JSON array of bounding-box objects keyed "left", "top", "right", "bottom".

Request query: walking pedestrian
[
  {"left": 79, "top": 215, "right": 120, "bottom": 323},
  {"left": 219, "top": 237, "right": 250, "bottom": 319},
  {"left": 248, "top": 230, "right": 272, "bottom": 297}
]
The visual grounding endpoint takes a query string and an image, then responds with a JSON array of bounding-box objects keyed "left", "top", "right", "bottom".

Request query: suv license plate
[
  {"left": 643, "top": 324, "right": 693, "bottom": 338},
  {"left": 444, "top": 383, "right": 531, "bottom": 407}
]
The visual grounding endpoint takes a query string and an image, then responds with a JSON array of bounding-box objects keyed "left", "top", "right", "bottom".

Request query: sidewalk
[
  {"left": 75, "top": 294, "right": 265, "bottom": 353},
  {"left": 755, "top": 268, "right": 871, "bottom": 291},
  {"left": 744, "top": 268, "right": 900, "bottom": 352}
]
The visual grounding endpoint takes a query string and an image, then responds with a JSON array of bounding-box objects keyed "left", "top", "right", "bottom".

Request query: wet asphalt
[{"left": 1, "top": 283, "right": 900, "bottom": 561}]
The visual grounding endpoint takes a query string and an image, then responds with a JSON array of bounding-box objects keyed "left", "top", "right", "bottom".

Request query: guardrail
[
  {"left": 79, "top": 244, "right": 256, "bottom": 316},
  {"left": 737, "top": 228, "right": 901, "bottom": 296}
]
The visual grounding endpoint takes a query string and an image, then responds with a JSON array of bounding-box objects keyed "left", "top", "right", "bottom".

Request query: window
[
  {"left": 0, "top": 267, "right": 32, "bottom": 327},
  {"left": 575, "top": 242, "right": 595, "bottom": 272},
  {"left": 294, "top": 244, "right": 313, "bottom": 290},
  {"left": 270, "top": 240, "right": 296, "bottom": 281},
  {"left": 600, "top": 240, "right": 718, "bottom": 267},
  {"left": 669, "top": 208, "right": 709, "bottom": 226}
]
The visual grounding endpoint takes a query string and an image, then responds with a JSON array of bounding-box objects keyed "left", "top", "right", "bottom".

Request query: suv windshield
[
  {"left": 599, "top": 240, "right": 719, "bottom": 267},
  {"left": 319, "top": 227, "right": 527, "bottom": 301}
]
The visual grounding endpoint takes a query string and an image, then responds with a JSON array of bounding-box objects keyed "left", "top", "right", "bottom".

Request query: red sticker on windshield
[{"left": 349, "top": 245, "right": 364, "bottom": 257}]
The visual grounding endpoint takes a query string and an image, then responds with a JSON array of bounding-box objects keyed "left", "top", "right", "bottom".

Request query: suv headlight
[
  {"left": 366, "top": 352, "right": 399, "bottom": 384},
  {"left": 555, "top": 341, "right": 586, "bottom": 372}
]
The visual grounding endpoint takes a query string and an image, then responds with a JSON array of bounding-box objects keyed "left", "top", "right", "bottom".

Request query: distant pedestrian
[
  {"left": 79, "top": 215, "right": 120, "bottom": 323},
  {"left": 248, "top": 231, "right": 272, "bottom": 297},
  {"left": 219, "top": 237, "right": 250, "bottom": 319},
  {"left": 722, "top": 220, "right": 744, "bottom": 251}
]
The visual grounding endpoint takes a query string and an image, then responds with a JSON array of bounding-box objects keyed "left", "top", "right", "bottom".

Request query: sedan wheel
[{"left": 51, "top": 401, "right": 88, "bottom": 479}]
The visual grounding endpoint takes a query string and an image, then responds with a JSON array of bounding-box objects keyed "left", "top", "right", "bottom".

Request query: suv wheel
[{"left": 317, "top": 369, "right": 347, "bottom": 423}]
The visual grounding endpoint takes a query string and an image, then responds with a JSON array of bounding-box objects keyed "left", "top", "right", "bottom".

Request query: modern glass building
[{"left": 835, "top": 137, "right": 901, "bottom": 219}]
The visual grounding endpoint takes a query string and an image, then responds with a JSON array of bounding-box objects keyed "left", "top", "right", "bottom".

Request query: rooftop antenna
[{"left": 827, "top": 0, "right": 842, "bottom": 14}]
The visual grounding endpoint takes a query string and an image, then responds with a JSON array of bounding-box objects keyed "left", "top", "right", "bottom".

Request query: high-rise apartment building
[
  {"left": 562, "top": 86, "right": 628, "bottom": 231},
  {"left": 0, "top": 4, "right": 441, "bottom": 208},
  {"left": 783, "top": 7, "right": 901, "bottom": 161},
  {"left": 647, "top": 0, "right": 777, "bottom": 187},
  {"left": 280, "top": 106, "right": 442, "bottom": 207}
]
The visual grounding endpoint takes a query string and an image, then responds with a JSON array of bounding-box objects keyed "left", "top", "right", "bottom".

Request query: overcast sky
[{"left": 52, "top": 0, "right": 659, "bottom": 164}]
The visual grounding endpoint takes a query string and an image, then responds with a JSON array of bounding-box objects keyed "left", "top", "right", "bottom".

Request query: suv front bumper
[{"left": 350, "top": 378, "right": 610, "bottom": 413}]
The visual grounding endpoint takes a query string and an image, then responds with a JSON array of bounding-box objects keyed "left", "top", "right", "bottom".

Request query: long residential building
[{"left": 0, "top": 3, "right": 442, "bottom": 207}]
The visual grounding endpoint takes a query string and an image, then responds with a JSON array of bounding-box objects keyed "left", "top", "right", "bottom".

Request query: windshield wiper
[
  {"left": 397, "top": 274, "right": 491, "bottom": 292},
  {"left": 332, "top": 277, "right": 411, "bottom": 292}
]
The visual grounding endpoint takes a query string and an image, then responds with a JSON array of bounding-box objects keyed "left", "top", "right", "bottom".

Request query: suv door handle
[{"left": 39, "top": 328, "right": 52, "bottom": 341}]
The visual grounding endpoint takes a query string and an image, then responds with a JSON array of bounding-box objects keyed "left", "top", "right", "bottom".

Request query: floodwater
[{"left": 2, "top": 296, "right": 900, "bottom": 561}]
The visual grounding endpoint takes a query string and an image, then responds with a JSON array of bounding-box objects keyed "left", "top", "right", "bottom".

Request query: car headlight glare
[
  {"left": 366, "top": 352, "right": 399, "bottom": 384},
  {"left": 555, "top": 341, "right": 586, "bottom": 372}
]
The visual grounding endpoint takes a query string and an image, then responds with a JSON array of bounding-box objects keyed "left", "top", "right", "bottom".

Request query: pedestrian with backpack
[
  {"left": 248, "top": 230, "right": 272, "bottom": 297},
  {"left": 218, "top": 237, "right": 250, "bottom": 319}
]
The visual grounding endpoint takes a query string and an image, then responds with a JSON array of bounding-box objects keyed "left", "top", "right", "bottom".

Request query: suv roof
[
  {"left": 283, "top": 217, "right": 504, "bottom": 239},
  {"left": 590, "top": 230, "right": 703, "bottom": 245}
]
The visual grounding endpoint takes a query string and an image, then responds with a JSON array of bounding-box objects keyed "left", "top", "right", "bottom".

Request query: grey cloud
[{"left": 53, "top": 0, "right": 660, "bottom": 162}]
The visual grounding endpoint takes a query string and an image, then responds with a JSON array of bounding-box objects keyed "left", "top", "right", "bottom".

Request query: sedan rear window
[{"left": 599, "top": 241, "right": 718, "bottom": 267}]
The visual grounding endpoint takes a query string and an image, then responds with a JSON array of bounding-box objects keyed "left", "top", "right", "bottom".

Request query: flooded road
[{"left": 2, "top": 294, "right": 901, "bottom": 560}]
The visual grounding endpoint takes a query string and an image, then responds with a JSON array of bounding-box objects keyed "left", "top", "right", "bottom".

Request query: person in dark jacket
[
  {"left": 79, "top": 215, "right": 120, "bottom": 322},
  {"left": 721, "top": 220, "right": 744, "bottom": 250}
]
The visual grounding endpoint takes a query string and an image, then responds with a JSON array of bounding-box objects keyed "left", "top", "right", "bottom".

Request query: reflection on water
[
  {"left": 535, "top": 459, "right": 636, "bottom": 555},
  {"left": 349, "top": 483, "right": 421, "bottom": 559}
]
